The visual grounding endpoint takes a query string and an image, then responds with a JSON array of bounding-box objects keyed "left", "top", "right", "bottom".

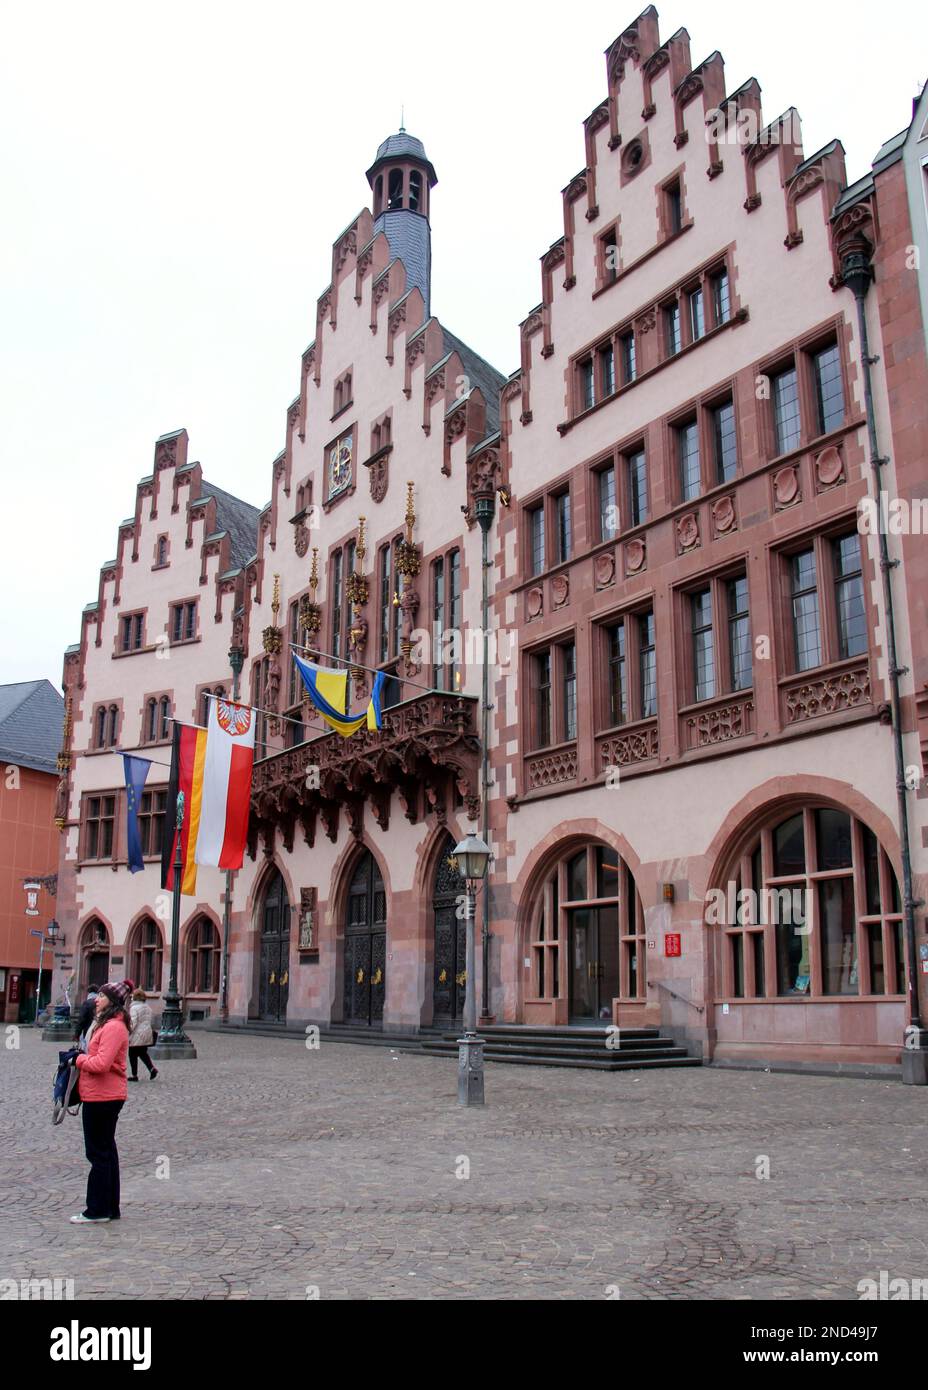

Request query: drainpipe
[
  {"left": 842, "top": 246, "right": 927, "bottom": 1085},
  {"left": 474, "top": 492, "right": 496, "bottom": 1022},
  {"left": 220, "top": 634, "right": 245, "bottom": 1024}
]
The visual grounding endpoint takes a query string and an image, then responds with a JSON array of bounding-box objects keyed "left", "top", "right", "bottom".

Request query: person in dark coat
[{"left": 72, "top": 989, "right": 99, "bottom": 1043}]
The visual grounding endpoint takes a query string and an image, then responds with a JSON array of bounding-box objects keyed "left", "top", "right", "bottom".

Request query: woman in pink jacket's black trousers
[{"left": 71, "top": 980, "right": 133, "bottom": 1225}]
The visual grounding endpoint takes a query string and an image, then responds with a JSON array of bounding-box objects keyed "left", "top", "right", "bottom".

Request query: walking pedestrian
[
  {"left": 70, "top": 980, "right": 133, "bottom": 1225},
  {"left": 127, "top": 989, "right": 158, "bottom": 1082}
]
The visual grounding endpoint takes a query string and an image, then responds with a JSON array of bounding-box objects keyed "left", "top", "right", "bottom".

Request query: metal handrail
[{"left": 651, "top": 981, "right": 705, "bottom": 1015}]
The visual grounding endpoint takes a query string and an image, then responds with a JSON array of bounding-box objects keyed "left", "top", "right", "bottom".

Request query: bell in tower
[{"left": 366, "top": 129, "right": 438, "bottom": 316}]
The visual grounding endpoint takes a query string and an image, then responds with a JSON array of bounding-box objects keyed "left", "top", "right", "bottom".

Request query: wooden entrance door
[
  {"left": 343, "top": 851, "right": 386, "bottom": 1026},
  {"left": 259, "top": 870, "right": 291, "bottom": 1022},
  {"left": 432, "top": 836, "right": 465, "bottom": 1025}
]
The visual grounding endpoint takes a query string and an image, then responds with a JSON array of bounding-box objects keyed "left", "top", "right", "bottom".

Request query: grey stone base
[
  {"left": 901, "top": 1049, "right": 928, "bottom": 1086},
  {"left": 710, "top": 1058, "right": 901, "bottom": 1082},
  {"left": 149, "top": 1040, "right": 198, "bottom": 1060},
  {"left": 42, "top": 1022, "right": 74, "bottom": 1042}
]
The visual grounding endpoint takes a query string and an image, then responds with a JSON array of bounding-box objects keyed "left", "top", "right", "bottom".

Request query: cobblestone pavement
[{"left": 2, "top": 1028, "right": 926, "bottom": 1300}]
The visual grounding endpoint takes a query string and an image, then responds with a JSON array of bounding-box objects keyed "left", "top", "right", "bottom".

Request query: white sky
[{"left": 2, "top": 0, "right": 926, "bottom": 689}]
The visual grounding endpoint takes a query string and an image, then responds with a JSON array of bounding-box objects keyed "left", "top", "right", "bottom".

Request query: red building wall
[{"left": 0, "top": 765, "right": 59, "bottom": 1020}]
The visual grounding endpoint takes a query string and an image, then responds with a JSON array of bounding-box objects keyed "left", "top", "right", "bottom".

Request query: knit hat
[{"left": 99, "top": 979, "right": 134, "bottom": 1008}]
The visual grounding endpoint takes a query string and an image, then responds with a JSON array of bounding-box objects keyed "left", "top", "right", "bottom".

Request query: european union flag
[{"left": 123, "top": 754, "right": 152, "bottom": 873}]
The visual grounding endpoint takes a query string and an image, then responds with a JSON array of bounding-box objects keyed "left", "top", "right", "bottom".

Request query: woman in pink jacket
[{"left": 71, "top": 979, "right": 133, "bottom": 1224}]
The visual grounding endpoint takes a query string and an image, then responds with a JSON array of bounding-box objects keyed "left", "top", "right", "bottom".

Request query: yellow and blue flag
[
  {"left": 123, "top": 754, "right": 152, "bottom": 873},
  {"left": 293, "top": 655, "right": 384, "bottom": 738}
]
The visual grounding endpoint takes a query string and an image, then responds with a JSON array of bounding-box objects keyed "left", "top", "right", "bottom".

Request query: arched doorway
[
  {"left": 527, "top": 841, "right": 645, "bottom": 1025},
  {"left": 80, "top": 919, "right": 110, "bottom": 992},
  {"left": 343, "top": 850, "right": 386, "bottom": 1027},
  {"left": 258, "top": 871, "right": 291, "bottom": 1022},
  {"left": 432, "top": 834, "right": 465, "bottom": 1026}
]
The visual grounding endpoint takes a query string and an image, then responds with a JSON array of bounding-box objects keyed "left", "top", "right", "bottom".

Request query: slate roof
[
  {"left": 441, "top": 328, "right": 508, "bottom": 437},
  {"left": 0, "top": 680, "right": 64, "bottom": 775},
  {"left": 199, "top": 482, "right": 261, "bottom": 571},
  {"left": 367, "top": 131, "right": 437, "bottom": 185}
]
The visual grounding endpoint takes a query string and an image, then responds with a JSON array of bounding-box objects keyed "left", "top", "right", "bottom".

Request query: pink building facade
[{"left": 53, "top": 8, "right": 928, "bottom": 1074}]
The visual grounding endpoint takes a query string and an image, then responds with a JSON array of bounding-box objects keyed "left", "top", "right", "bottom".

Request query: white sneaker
[{"left": 70, "top": 1213, "right": 110, "bottom": 1224}]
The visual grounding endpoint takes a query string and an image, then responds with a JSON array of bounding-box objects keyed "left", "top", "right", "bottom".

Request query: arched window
[
  {"left": 157, "top": 536, "right": 168, "bottom": 566},
  {"left": 129, "top": 918, "right": 163, "bottom": 994},
  {"left": 529, "top": 840, "right": 645, "bottom": 1019},
  {"left": 408, "top": 169, "right": 422, "bottom": 212},
  {"left": 186, "top": 918, "right": 220, "bottom": 994},
  {"left": 80, "top": 918, "right": 110, "bottom": 991},
  {"left": 200, "top": 686, "right": 226, "bottom": 727},
  {"left": 106, "top": 704, "right": 118, "bottom": 747},
  {"left": 374, "top": 174, "right": 383, "bottom": 217},
  {"left": 146, "top": 698, "right": 157, "bottom": 744},
  {"left": 387, "top": 168, "right": 403, "bottom": 210},
  {"left": 159, "top": 697, "right": 171, "bottom": 740},
  {"left": 716, "top": 806, "right": 904, "bottom": 1000},
  {"left": 95, "top": 706, "right": 107, "bottom": 749}
]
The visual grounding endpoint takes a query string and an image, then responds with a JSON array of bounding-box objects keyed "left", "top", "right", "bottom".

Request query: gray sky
[{"left": 3, "top": 0, "right": 926, "bottom": 690}]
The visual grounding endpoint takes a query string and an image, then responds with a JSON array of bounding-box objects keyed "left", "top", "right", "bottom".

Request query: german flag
[{"left": 160, "top": 722, "right": 208, "bottom": 896}]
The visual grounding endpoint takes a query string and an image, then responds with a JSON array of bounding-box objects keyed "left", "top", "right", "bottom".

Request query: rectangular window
[
  {"left": 620, "top": 332, "right": 637, "bottom": 385},
  {"left": 833, "top": 533, "right": 867, "bottom": 659},
  {"left": 555, "top": 492, "right": 571, "bottom": 566},
  {"left": 137, "top": 789, "right": 167, "bottom": 858},
  {"left": 665, "top": 180, "right": 683, "bottom": 235},
  {"left": 598, "top": 466, "right": 617, "bottom": 541},
  {"left": 772, "top": 366, "right": 801, "bottom": 454},
  {"left": 599, "top": 343, "right": 616, "bottom": 397},
  {"left": 676, "top": 420, "right": 701, "bottom": 502},
  {"left": 691, "top": 589, "right": 716, "bottom": 703},
  {"left": 379, "top": 545, "right": 392, "bottom": 663},
  {"left": 433, "top": 555, "right": 445, "bottom": 691},
  {"left": 813, "top": 343, "right": 845, "bottom": 436},
  {"left": 534, "top": 652, "right": 552, "bottom": 749},
  {"left": 791, "top": 549, "right": 822, "bottom": 672},
  {"left": 627, "top": 449, "right": 648, "bottom": 527},
  {"left": 711, "top": 268, "right": 731, "bottom": 325},
  {"left": 688, "top": 287, "right": 705, "bottom": 342},
  {"left": 639, "top": 610, "right": 657, "bottom": 719},
  {"left": 562, "top": 642, "right": 577, "bottom": 742},
  {"left": 121, "top": 614, "right": 143, "bottom": 652},
  {"left": 580, "top": 358, "right": 595, "bottom": 411},
  {"left": 608, "top": 623, "right": 627, "bottom": 726},
  {"left": 711, "top": 398, "right": 738, "bottom": 484},
  {"left": 85, "top": 794, "right": 116, "bottom": 860},
  {"left": 170, "top": 603, "right": 195, "bottom": 644},
  {"left": 601, "top": 228, "right": 618, "bottom": 283},
  {"left": 727, "top": 576, "right": 753, "bottom": 692},
  {"left": 665, "top": 302, "right": 681, "bottom": 357},
  {"left": 529, "top": 504, "right": 545, "bottom": 577}
]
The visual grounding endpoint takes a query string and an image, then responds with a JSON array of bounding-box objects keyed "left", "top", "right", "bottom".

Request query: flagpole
[
  {"left": 219, "top": 639, "right": 245, "bottom": 1024},
  {"left": 152, "top": 789, "right": 197, "bottom": 1060}
]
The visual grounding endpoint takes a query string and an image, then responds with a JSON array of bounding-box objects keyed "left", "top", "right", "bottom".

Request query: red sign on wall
[{"left": 664, "top": 934, "right": 682, "bottom": 958}]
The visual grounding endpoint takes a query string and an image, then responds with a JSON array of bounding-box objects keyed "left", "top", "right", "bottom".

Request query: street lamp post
[
  {"left": 151, "top": 791, "right": 197, "bottom": 1060},
  {"left": 453, "top": 832, "right": 490, "bottom": 1106},
  {"left": 31, "top": 919, "right": 59, "bottom": 1025}
]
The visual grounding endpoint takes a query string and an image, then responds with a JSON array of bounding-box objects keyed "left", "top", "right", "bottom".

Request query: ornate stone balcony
[{"left": 249, "top": 691, "right": 480, "bottom": 854}]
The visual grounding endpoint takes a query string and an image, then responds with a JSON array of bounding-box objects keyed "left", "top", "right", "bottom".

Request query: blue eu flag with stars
[{"left": 123, "top": 754, "right": 152, "bottom": 874}]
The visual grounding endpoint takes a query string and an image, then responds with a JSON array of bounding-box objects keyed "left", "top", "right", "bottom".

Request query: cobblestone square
[{"left": 2, "top": 1029, "right": 926, "bottom": 1301}]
